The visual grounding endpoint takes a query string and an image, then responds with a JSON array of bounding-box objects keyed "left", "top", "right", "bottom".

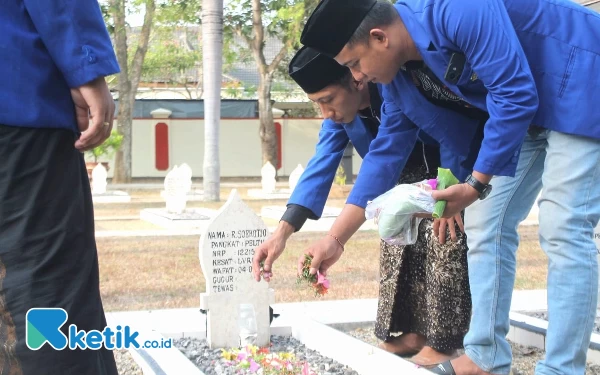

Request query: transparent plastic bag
[{"left": 365, "top": 180, "right": 436, "bottom": 246}]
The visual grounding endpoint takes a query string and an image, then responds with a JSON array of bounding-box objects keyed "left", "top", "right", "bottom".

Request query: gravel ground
[
  {"left": 114, "top": 349, "right": 143, "bottom": 375},
  {"left": 523, "top": 310, "right": 600, "bottom": 334},
  {"left": 174, "top": 336, "right": 359, "bottom": 375},
  {"left": 347, "top": 325, "right": 600, "bottom": 375}
]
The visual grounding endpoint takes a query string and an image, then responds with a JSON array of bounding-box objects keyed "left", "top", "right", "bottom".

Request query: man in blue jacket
[
  {"left": 0, "top": 1, "right": 120, "bottom": 374},
  {"left": 252, "top": 45, "right": 469, "bottom": 283},
  {"left": 299, "top": 0, "right": 600, "bottom": 374}
]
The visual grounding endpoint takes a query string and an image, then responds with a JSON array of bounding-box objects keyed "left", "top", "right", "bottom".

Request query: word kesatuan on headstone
[
  {"left": 199, "top": 190, "right": 274, "bottom": 349},
  {"left": 288, "top": 164, "right": 304, "bottom": 192},
  {"left": 164, "top": 165, "right": 188, "bottom": 214},
  {"left": 91, "top": 163, "right": 108, "bottom": 195}
]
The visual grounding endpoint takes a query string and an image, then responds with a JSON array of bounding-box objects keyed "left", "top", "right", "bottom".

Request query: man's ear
[
  {"left": 354, "top": 79, "right": 365, "bottom": 91},
  {"left": 370, "top": 29, "right": 388, "bottom": 47}
]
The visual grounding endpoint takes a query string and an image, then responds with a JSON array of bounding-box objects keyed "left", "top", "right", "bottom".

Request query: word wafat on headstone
[
  {"left": 288, "top": 164, "right": 304, "bottom": 192},
  {"left": 199, "top": 190, "right": 274, "bottom": 349},
  {"left": 164, "top": 165, "right": 188, "bottom": 214},
  {"left": 91, "top": 163, "right": 108, "bottom": 195}
]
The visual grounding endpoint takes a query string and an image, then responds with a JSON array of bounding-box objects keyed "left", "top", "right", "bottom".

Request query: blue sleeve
[
  {"left": 346, "top": 89, "right": 418, "bottom": 208},
  {"left": 439, "top": 0, "right": 538, "bottom": 176},
  {"left": 287, "top": 119, "right": 349, "bottom": 219},
  {"left": 23, "top": 0, "right": 120, "bottom": 88}
]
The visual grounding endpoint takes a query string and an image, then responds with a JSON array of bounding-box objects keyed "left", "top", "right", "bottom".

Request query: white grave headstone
[
  {"left": 288, "top": 164, "right": 304, "bottom": 192},
  {"left": 91, "top": 163, "right": 108, "bottom": 195},
  {"left": 179, "top": 163, "right": 193, "bottom": 193},
  {"left": 199, "top": 190, "right": 274, "bottom": 349},
  {"left": 164, "top": 165, "right": 188, "bottom": 214},
  {"left": 261, "top": 162, "right": 277, "bottom": 194}
]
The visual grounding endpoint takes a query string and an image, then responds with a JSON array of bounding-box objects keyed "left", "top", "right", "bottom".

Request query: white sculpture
[
  {"left": 179, "top": 163, "right": 193, "bottom": 193},
  {"left": 288, "top": 164, "right": 304, "bottom": 192},
  {"left": 261, "top": 162, "right": 277, "bottom": 194},
  {"left": 164, "top": 165, "right": 188, "bottom": 214},
  {"left": 91, "top": 163, "right": 108, "bottom": 195}
]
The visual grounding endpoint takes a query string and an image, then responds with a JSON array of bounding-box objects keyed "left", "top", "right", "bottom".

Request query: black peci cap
[
  {"left": 300, "top": 0, "right": 377, "bottom": 57},
  {"left": 288, "top": 46, "right": 349, "bottom": 94}
]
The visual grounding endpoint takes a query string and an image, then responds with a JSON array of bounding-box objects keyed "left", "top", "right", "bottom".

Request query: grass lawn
[{"left": 97, "top": 226, "right": 548, "bottom": 312}]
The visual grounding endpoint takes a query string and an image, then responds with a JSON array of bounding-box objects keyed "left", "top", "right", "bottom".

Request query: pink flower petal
[
  {"left": 249, "top": 359, "right": 260, "bottom": 372},
  {"left": 237, "top": 352, "right": 247, "bottom": 361},
  {"left": 317, "top": 272, "right": 326, "bottom": 284},
  {"left": 302, "top": 362, "right": 310, "bottom": 375},
  {"left": 322, "top": 279, "right": 330, "bottom": 289}
]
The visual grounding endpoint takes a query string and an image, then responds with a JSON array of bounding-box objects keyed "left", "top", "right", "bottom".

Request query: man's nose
[
  {"left": 319, "top": 104, "right": 334, "bottom": 119},
  {"left": 351, "top": 69, "right": 366, "bottom": 82}
]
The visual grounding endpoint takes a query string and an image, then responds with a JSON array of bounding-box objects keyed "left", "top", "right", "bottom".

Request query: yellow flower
[
  {"left": 221, "top": 349, "right": 236, "bottom": 361},
  {"left": 280, "top": 352, "right": 295, "bottom": 360}
]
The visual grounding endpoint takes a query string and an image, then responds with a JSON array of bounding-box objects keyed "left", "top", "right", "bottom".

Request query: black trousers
[{"left": 0, "top": 125, "right": 117, "bottom": 375}]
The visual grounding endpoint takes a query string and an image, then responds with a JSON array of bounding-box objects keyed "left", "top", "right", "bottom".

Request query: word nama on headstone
[{"left": 199, "top": 189, "right": 274, "bottom": 349}]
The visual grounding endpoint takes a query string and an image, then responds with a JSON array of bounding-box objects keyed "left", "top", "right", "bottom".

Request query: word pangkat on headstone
[
  {"left": 199, "top": 190, "right": 274, "bottom": 349},
  {"left": 164, "top": 165, "right": 188, "bottom": 214}
]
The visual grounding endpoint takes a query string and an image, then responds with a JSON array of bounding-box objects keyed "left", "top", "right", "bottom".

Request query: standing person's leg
[
  {"left": 376, "top": 239, "right": 426, "bottom": 355},
  {"left": 412, "top": 213, "right": 471, "bottom": 366},
  {"left": 459, "top": 134, "right": 547, "bottom": 374},
  {"left": 0, "top": 125, "right": 118, "bottom": 375},
  {"left": 535, "top": 131, "right": 600, "bottom": 375}
]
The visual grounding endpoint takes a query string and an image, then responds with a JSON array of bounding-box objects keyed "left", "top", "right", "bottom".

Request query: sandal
[{"left": 425, "top": 361, "right": 456, "bottom": 374}]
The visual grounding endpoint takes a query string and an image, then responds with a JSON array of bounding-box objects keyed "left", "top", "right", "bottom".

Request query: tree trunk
[
  {"left": 202, "top": 0, "right": 223, "bottom": 201},
  {"left": 258, "top": 73, "right": 278, "bottom": 172},
  {"left": 111, "top": 0, "right": 155, "bottom": 183}
]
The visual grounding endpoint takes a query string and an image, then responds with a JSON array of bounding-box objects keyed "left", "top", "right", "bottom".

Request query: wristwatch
[{"left": 465, "top": 174, "right": 492, "bottom": 200}]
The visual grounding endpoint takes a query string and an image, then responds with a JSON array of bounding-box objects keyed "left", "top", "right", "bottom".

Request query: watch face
[{"left": 480, "top": 185, "right": 492, "bottom": 199}]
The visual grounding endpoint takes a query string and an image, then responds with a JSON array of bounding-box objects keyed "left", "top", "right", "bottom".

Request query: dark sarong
[{"left": 0, "top": 124, "right": 117, "bottom": 374}]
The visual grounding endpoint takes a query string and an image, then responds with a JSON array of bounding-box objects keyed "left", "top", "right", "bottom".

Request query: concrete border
[{"left": 508, "top": 311, "right": 600, "bottom": 365}]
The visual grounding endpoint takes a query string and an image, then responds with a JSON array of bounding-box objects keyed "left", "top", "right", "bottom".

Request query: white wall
[{"left": 93, "top": 118, "right": 363, "bottom": 178}]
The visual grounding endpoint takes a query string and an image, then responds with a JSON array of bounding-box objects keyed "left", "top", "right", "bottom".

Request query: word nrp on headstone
[{"left": 199, "top": 190, "right": 274, "bottom": 349}]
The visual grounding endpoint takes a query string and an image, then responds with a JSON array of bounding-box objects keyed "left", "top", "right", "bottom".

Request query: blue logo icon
[
  {"left": 26, "top": 308, "right": 68, "bottom": 350},
  {"left": 26, "top": 308, "right": 171, "bottom": 350}
]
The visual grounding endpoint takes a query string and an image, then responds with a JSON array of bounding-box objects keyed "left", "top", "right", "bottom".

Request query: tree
[
  {"left": 141, "top": 27, "right": 202, "bottom": 99},
  {"left": 107, "top": 0, "right": 156, "bottom": 183},
  {"left": 202, "top": 0, "right": 223, "bottom": 201},
  {"left": 104, "top": 0, "right": 202, "bottom": 183},
  {"left": 225, "top": 0, "right": 318, "bottom": 174}
]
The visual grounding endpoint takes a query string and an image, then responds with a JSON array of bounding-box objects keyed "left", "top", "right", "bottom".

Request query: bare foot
[
  {"left": 378, "top": 333, "right": 425, "bottom": 356},
  {"left": 410, "top": 346, "right": 457, "bottom": 366},
  {"left": 446, "top": 354, "right": 494, "bottom": 375}
]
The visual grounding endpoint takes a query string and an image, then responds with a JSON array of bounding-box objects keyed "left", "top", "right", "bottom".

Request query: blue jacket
[
  {"left": 0, "top": 1, "right": 120, "bottom": 131},
  {"left": 287, "top": 114, "right": 466, "bottom": 219},
  {"left": 346, "top": 0, "right": 600, "bottom": 208}
]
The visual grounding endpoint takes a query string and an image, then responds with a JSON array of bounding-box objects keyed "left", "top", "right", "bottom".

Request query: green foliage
[
  {"left": 141, "top": 27, "right": 201, "bottom": 85},
  {"left": 334, "top": 164, "right": 346, "bottom": 186},
  {"left": 87, "top": 130, "right": 124, "bottom": 163}
]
